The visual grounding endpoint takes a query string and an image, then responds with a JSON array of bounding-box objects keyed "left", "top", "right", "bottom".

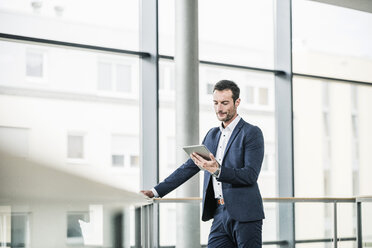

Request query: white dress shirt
[{"left": 212, "top": 115, "right": 241, "bottom": 199}]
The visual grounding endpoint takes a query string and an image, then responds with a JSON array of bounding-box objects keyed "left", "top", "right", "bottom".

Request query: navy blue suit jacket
[{"left": 155, "top": 118, "right": 265, "bottom": 222}]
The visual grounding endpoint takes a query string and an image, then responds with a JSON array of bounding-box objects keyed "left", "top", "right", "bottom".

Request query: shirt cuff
[{"left": 151, "top": 188, "right": 159, "bottom": 198}]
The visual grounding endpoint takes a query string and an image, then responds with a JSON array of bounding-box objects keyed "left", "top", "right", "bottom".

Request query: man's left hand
[{"left": 191, "top": 152, "right": 219, "bottom": 174}]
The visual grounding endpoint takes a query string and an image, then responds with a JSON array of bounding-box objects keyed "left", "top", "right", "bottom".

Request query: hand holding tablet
[{"left": 183, "top": 145, "right": 212, "bottom": 170}]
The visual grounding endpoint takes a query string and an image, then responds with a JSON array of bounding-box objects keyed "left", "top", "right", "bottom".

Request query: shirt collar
[{"left": 219, "top": 115, "right": 241, "bottom": 132}]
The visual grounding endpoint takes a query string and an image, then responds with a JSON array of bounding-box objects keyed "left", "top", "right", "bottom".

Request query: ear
[{"left": 235, "top": 98, "right": 241, "bottom": 107}]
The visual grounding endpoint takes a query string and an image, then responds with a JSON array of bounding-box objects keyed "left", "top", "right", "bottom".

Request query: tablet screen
[{"left": 183, "top": 145, "right": 211, "bottom": 161}]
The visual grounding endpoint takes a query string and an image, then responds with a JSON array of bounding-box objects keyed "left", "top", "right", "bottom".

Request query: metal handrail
[
  {"left": 153, "top": 196, "right": 359, "bottom": 203},
  {"left": 139, "top": 196, "right": 372, "bottom": 248}
]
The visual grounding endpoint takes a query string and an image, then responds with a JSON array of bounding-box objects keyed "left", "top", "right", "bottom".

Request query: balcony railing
[{"left": 138, "top": 196, "right": 372, "bottom": 248}]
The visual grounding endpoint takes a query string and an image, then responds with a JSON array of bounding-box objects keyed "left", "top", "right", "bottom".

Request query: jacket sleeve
[
  {"left": 217, "top": 127, "right": 264, "bottom": 186},
  {"left": 154, "top": 158, "right": 200, "bottom": 197}
]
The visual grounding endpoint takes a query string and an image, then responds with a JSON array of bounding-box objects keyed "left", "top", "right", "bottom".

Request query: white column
[{"left": 175, "top": 0, "right": 201, "bottom": 247}]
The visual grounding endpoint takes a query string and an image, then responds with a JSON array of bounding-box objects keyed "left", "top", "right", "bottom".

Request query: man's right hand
[{"left": 140, "top": 190, "right": 154, "bottom": 198}]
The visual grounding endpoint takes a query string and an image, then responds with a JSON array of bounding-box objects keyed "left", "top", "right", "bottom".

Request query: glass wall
[
  {"left": 1, "top": 0, "right": 372, "bottom": 247},
  {"left": 292, "top": 0, "right": 372, "bottom": 246},
  {"left": 0, "top": 1, "right": 140, "bottom": 246}
]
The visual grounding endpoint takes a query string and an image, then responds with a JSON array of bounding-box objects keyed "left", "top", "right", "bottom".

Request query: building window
[
  {"left": 67, "top": 134, "right": 84, "bottom": 159},
  {"left": 130, "top": 155, "right": 139, "bottom": 168},
  {"left": 206, "top": 83, "right": 214, "bottom": 95},
  {"left": 112, "top": 154, "right": 124, "bottom": 167},
  {"left": 97, "top": 61, "right": 132, "bottom": 93},
  {"left": 245, "top": 86, "right": 255, "bottom": 104},
  {"left": 0, "top": 127, "right": 29, "bottom": 157},
  {"left": 111, "top": 135, "right": 125, "bottom": 167},
  {"left": 258, "top": 87, "right": 269, "bottom": 105},
  {"left": 111, "top": 135, "right": 139, "bottom": 168},
  {"left": 98, "top": 62, "right": 112, "bottom": 91},
  {"left": 26, "top": 49, "right": 44, "bottom": 78},
  {"left": 66, "top": 212, "right": 89, "bottom": 245},
  {"left": 204, "top": 68, "right": 221, "bottom": 95}
]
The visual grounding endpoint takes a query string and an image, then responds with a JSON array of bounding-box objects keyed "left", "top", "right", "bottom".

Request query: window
[
  {"left": 130, "top": 155, "right": 139, "bottom": 168},
  {"left": 67, "top": 134, "right": 84, "bottom": 159},
  {"left": 111, "top": 135, "right": 139, "bottom": 168},
  {"left": 206, "top": 83, "right": 214, "bottom": 95},
  {"left": 97, "top": 61, "right": 132, "bottom": 93},
  {"left": 111, "top": 135, "right": 126, "bottom": 167},
  {"left": 26, "top": 49, "right": 46, "bottom": 81},
  {"left": 0, "top": 126, "right": 29, "bottom": 157},
  {"left": 203, "top": 68, "right": 221, "bottom": 95},
  {"left": 112, "top": 154, "right": 124, "bottom": 167},
  {"left": 258, "top": 87, "right": 269, "bottom": 105},
  {"left": 245, "top": 86, "right": 255, "bottom": 104},
  {"left": 0, "top": 1, "right": 139, "bottom": 50},
  {"left": 98, "top": 62, "right": 112, "bottom": 90},
  {"left": 292, "top": 0, "right": 372, "bottom": 82},
  {"left": 67, "top": 212, "right": 88, "bottom": 245},
  {"left": 67, "top": 205, "right": 103, "bottom": 246},
  {"left": 10, "top": 213, "right": 29, "bottom": 247}
]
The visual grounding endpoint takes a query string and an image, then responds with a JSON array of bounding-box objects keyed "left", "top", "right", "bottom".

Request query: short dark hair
[{"left": 213, "top": 80, "right": 240, "bottom": 102}]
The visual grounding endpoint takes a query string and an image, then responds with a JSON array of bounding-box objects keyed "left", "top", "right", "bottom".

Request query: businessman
[{"left": 141, "top": 80, "right": 265, "bottom": 248}]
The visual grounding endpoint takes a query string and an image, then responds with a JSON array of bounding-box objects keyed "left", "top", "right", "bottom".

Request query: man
[{"left": 141, "top": 80, "right": 265, "bottom": 248}]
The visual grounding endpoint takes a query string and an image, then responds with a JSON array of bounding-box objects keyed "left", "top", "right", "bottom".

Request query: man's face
[{"left": 213, "top": 89, "right": 240, "bottom": 124}]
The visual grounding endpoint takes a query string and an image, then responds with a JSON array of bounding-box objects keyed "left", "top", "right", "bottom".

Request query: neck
[{"left": 222, "top": 113, "right": 238, "bottom": 128}]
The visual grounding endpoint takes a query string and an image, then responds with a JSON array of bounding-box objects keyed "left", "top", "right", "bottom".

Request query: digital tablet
[{"left": 183, "top": 145, "right": 212, "bottom": 161}]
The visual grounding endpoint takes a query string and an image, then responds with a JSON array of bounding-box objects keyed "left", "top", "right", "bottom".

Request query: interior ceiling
[{"left": 310, "top": 0, "right": 372, "bottom": 13}]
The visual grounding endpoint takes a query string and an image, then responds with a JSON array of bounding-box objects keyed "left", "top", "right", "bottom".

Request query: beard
[{"left": 216, "top": 110, "right": 235, "bottom": 123}]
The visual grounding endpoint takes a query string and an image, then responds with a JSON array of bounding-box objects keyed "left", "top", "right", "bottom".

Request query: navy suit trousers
[{"left": 208, "top": 204, "right": 262, "bottom": 248}]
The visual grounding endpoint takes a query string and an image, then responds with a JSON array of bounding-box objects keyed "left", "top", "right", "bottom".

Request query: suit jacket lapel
[{"left": 222, "top": 118, "right": 244, "bottom": 163}]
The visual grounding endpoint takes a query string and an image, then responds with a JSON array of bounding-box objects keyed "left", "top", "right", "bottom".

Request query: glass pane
[
  {"left": 0, "top": 0, "right": 138, "bottom": 50},
  {"left": 0, "top": 38, "right": 140, "bottom": 192},
  {"left": 26, "top": 49, "right": 43, "bottom": 77},
  {"left": 296, "top": 203, "right": 331, "bottom": 241},
  {"left": 158, "top": 58, "right": 277, "bottom": 246},
  {"left": 0, "top": 38, "right": 141, "bottom": 247},
  {"left": 159, "top": 0, "right": 274, "bottom": 68},
  {"left": 292, "top": 0, "right": 372, "bottom": 82},
  {"left": 293, "top": 76, "right": 372, "bottom": 197},
  {"left": 294, "top": 77, "right": 372, "bottom": 246},
  {"left": 111, "top": 155, "right": 124, "bottom": 167},
  {"left": 68, "top": 135, "right": 84, "bottom": 159},
  {"left": 362, "top": 202, "right": 372, "bottom": 247},
  {"left": 98, "top": 62, "right": 112, "bottom": 91}
]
